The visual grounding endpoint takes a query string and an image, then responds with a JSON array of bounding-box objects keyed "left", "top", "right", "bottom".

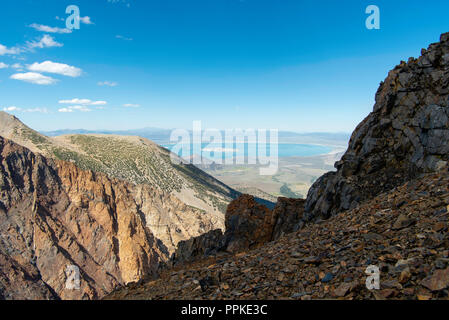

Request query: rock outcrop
[
  {"left": 271, "top": 198, "right": 305, "bottom": 240},
  {"left": 305, "top": 32, "right": 449, "bottom": 221},
  {"left": 171, "top": 229, "right": 226, "bottom": 266},
  {"left": 225, "top": 195, "right": 276, "bottom": 252},
  {"left": 171, "top": 195, "right": 305, "bottom": 265},
  {"left": 0, "top": 136, "right": 208, "bottom": 299}
]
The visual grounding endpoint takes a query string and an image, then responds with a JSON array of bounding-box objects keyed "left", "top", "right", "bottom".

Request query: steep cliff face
[
  {"left": 0, "top": 136, "right": 209, "bottom": 299},
  {"left": 305, "top": 32, "right": 449, "bottom": 220}
]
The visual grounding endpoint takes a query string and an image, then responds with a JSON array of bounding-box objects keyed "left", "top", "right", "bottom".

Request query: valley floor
[{"left": 203, "top": 150, "right": 345, "bottom": 201}]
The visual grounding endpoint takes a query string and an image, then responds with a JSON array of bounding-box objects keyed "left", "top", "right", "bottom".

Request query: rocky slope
[
  {"left": 305, "top": 32, "right": 449, "bottom": 221},
  {"left": 0, "top": 136, "right": 220, "bottom": 299},
  {"left": 105, "top": 170, "right": 449, "bottom": 300}
]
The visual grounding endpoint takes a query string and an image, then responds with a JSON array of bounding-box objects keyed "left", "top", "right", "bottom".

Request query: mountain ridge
[
  {"left": 0, "top": 111, "right": 251, "bottom": 252},
  {"left": 41, "top": 127, "right": 350, "bottom": 146}
]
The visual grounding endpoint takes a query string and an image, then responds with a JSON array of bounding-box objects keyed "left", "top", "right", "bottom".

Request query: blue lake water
[{"left": 162, "top": 143, "right": 333, "bottom": 159}]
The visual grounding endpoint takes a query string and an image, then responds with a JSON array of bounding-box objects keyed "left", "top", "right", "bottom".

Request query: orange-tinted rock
[{"left": 0, "top": 136, "right": 165, "bottom": 299}]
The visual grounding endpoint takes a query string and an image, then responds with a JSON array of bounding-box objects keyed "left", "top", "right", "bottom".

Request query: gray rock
[{"left": 304, "top": 32, "right": 449, "bottom": 221}]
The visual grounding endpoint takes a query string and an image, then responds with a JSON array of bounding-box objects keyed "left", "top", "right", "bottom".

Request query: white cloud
[
  {"left": 91, "top": 101, "right": 107, "bottom": 105},
  {"left": 0, "top": 62, "right": 8, "bottom": 69},
  {"left": 53, "top": 15, "right": 93, "bottom": 24},
  {"left": 23, "top": 107, "right": 49, "bottom": 113},
  {"left": 72, "top": 105, "right": 92, "bottom": 111},
  {"left": 2, "top": 106, "right": 49, "bottom": 113},
  {"left": 0, "top": 43, "right": 21, "bottom": 56},
  {"left": 59, "top": 98, "right": 107, "bottom": 106},
  {"left": 116, "top": 35, "right": 133, "bottom": 41},
  {"left": 59, "top": 98, "right": 91, "bottom": 105},
  {"left": 80, "top": 16, "right": 94, "bottom": 25},
  {"left": 11, "top": 63, "right": 24, "bottom": 71},
  {"left": 123, "top": 103, "right": 140, "bottom": 108},
  {"left": 98, "top": 81, "right": 118, "bottom": 87},
  {"left": 2, "top": 106, "right": 21, "bottom": 112},
  {"left": 108, "top": 0, "right": 131, "bottom": 6},
  {"left": 2, "top": 35, "right": 62, "bottom": 57},
  {"left": 58, "top": 107, "right": 73, "bottom": 113},
  {"left": 10, "top": 72, "right": 57, "bottom": 85},
  {"left": 29, "top": 23, "right": 72, "bottom": 34},
  {"left": 58, "top": 105, "right": 92, "bottom": 113},
  {"left": 27, "top": 35, "right": 63, "bottom": 49},
  {"left": 28, "top": 61, "right": 82, "bottom": 77}
]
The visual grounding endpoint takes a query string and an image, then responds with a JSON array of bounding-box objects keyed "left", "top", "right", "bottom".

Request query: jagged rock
[
  {"left": 392, "top": 214, "right": 416, "bottom": 230},
  {"left": 272, "top": 198, "right": 305, "bottom": 240},
  {"left": 421, "top": 268, "right": 449, "bottom": 291},
  {"left": 305, "top": 32, "right": 449, "bottom": 220},
  {"left": 0, "top": 136, "right": 170, "bottom": 299},
  {"left": 171, "top": 229, "right": 226, "bottom": 266},
  {"left": 225, "top": 195, "right": 275, "bottom": 252},
  {"left": 170, "top": 196, "right": 305, "bottom": 264}
]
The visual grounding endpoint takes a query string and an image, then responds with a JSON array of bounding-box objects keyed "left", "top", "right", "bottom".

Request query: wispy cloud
[
  {"left": 0, "top": 43, "right": 21, "bottom": 56},
  {"left": 10, "top": 72, "right": 58, "bottom": 85},
  {"left": 28, "top": 61, "right": 82, "bottom": 77},
  {"left": 98, "top": 81, "right": 118, "bottom": 87},
  {"left": 2, "top": 106, "right": 20, "bottom": 112},
  {"left": 58, "top": 105, "right": 92, "bottom": 113},
  {"left": 55, "top": 15, "right": 93, "bottom": 24},
  {"left": 27, "top": 34, "right": 63, "bottom": 49},
  {"left": 108, "top": 0, "right": 131, "bottom": 7},
  {"left": 123, "top": 103, "right": 140, "bottom": 108},
  {"left": 59, "top": 98, "right": 107, "bottom": 106},
  {"left": 11, "top": 63, "right": 24, "bottom": 71},
  {"left": 1, "top": 34, "right": 64, "bottom": 58},
  {"left": 58, "top": 107, "right": 74, "bottom": 113},
  {"left": 80, "top": 16, "right": 94, "bottom": 25},
  {"left": 23, "top": 107, "right": 49, "bottom": 113},
  {"left": 29, "top": 23, "right": 72, "bottom": 34},
  {"left": 116, "top": 35, "right": 133, "bottom": 41},
  {"left": 2, "top": 106, "right": 49, "bottom": 113},
  {"left": 0, "top": 62, "right": 8, "bottom": 69}
]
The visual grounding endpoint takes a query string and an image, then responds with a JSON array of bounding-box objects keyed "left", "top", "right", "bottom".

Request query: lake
[{"left": 162, "top": 143, "right": 333, "bottom": 159}]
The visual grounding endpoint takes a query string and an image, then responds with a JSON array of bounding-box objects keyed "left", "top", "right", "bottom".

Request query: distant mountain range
[{"left": 42, "top": 128, "right": 351, "bottom": 147}]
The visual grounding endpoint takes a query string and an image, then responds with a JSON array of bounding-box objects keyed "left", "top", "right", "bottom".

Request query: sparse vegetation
[{"left": 50, "top": 134, "right": 235, "bottom": 214}]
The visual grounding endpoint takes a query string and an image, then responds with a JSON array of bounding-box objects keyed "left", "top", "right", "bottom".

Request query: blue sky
[{"left": 1, "top": 0, "right": 449, "bottom": 132}]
